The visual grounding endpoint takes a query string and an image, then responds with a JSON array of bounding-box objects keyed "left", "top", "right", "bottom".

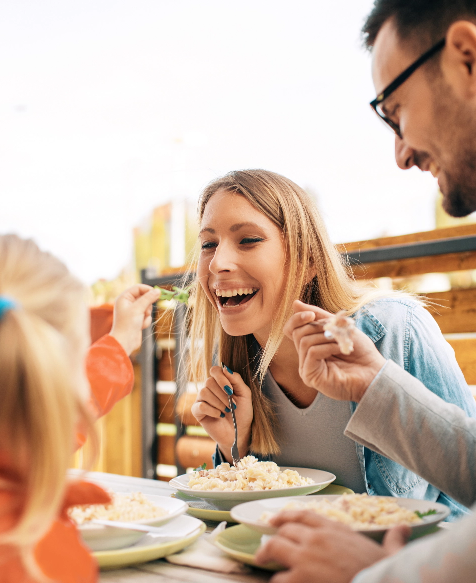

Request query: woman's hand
[
  {"left": 284, "top": 300, "right": 386, "bottom": 403},
  {"left": 191, "top": 365, "right": 254, "bottom": 463},
  {"left": 110, "top": 285, "right": 161, "bottom": 356}
]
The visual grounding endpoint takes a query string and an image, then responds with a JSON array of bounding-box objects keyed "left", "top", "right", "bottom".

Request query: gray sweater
[{"left": 347, "top": 360, "right": 476, "bottom": 583}]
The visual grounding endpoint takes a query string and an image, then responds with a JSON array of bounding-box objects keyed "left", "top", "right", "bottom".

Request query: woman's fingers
[
  {"left": 197, "top": 385, "right": 229, "bottom": 413},
  {"left": 208, "top": 365, "right": 252, "bottom": 401},
  {"left": 191, "top": 399, "right": 225, "bottom": 421}
]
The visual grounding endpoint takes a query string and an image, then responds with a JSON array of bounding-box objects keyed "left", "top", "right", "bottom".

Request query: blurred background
[
  {"left": 3, "top": 0, "right": 470, "bottom": 298},
  {"left": 7, "top": 0, "right": 473, "bottom": 480}
]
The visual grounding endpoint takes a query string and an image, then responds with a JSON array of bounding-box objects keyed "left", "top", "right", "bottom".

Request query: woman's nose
[
  {"left": 209, "top": 242, "right": 235, "bottom": 274},
  {"left": 395, "top": 135, "right": 416, "bottom": 170}
]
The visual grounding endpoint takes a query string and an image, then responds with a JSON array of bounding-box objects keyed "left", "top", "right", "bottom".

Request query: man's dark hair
[{"left": 362, "top": 0, "right": 476, "bottom": 52}]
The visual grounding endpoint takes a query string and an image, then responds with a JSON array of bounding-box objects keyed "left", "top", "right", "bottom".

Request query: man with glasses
[{"left": 255, "top": 1, "right": 476, "bottom": 581}]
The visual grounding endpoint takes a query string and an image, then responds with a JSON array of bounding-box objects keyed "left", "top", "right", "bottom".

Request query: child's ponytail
[{"left": 0, "top": 234, "right": 95, "bottom": 578}]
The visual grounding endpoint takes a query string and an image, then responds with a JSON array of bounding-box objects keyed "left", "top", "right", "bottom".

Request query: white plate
[
  {"left": 93, "top": 515, "right": 206, "bottom": 569},
  {"left": 78, "top": 494, "right": 188, "bottom": 551},
  {"left": 169, "top": 467, "right": 336, "bottom": 510},
  {"left": 230, "top": 495, "right": 451, "bottom": 540}
]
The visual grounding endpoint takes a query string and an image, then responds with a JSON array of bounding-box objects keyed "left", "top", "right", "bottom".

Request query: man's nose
[{"left": 395, "top": 135, "right": 416, "bottom": 170}]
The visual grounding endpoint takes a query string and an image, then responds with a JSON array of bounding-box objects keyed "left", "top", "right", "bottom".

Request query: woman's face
[{"left": 198, "top": 189, "right": 286, "bottom": 342}]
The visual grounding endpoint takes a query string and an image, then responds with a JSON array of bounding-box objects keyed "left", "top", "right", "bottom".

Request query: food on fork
[
  {"left": 260, "top": 494, "right": 426, "bottom": 530},
  {"left": 68, "top": 492, "right": 168, "bottom": 525},
  {"left": 188, "top": 455, "right": 314, "bottom": 492},
  {"left": 317, "top": 310, "right": 355, "bottom": 355}
]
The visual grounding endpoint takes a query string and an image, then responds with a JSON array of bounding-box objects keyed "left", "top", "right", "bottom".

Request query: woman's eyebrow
[
  {"left": 199, "top": 222, "right": 263, "bottom": 236},
  {"left": 199, "top": 227, "right": 215, "bottom": 235},
  {"left": 229, "top": 222, "right": 262, "bottom": 232}
]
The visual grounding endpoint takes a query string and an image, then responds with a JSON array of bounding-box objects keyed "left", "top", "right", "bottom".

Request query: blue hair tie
[{"left": 0, "top": 296, "right": 18, "bottom": 320}]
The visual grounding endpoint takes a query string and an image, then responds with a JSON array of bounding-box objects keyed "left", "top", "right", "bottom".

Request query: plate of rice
[
  {"left": 169, "top": 456, "right": 335, "bottom": 510},
  {"left": 69, "top": 492, "right": 188, "bottom": 551},
  {"left": 230, "top": 494, "right": 450, "bottom": 540}
]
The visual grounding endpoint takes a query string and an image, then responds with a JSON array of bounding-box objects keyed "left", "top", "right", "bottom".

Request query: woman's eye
[
  {"left": 201, "top": 241, "right": 217, "bottom": 250},
  {"left": 240, "top": 237, "right": 264, "bottom": 245}
]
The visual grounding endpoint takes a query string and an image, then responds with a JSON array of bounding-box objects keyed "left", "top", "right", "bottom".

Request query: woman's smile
[{"left": 215, "top": 286, "right": 260, "bottom": 309}]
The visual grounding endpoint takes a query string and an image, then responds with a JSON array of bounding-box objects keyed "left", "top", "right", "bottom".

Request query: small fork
[{"left": 227, "top": 393, "right": 240, "bottom": 467}]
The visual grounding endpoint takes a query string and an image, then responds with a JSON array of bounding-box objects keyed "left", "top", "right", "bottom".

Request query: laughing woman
[{"left": 188, "top": 169, "right": 476, "bottom": 520}]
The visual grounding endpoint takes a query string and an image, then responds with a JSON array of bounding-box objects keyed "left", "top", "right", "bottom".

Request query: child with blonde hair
[{"left": 0, "top": 234, "right": 159, "bottom": 582}]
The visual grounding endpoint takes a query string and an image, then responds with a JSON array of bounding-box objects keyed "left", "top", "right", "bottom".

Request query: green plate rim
[
  {"left": 93, "top": 520, "right": 206, "bottom": 569},
  {"left": 214, "top": 524, "right": 281, "bottom": 571}
]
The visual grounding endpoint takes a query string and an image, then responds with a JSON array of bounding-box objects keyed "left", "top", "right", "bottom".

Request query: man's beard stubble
[{"left": 432, "top": 77, "right": 476, "bottom": 217}]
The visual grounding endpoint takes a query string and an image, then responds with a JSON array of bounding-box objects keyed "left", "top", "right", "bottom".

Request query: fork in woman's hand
[{"left": 227, "top": 393, "right": 240, "bottom": 466}]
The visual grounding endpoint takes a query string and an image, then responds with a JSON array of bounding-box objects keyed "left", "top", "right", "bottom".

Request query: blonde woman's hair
[
  {"left": 0, "top": 234, "right": 96, "bottom": 579},
  {"left": 187, "top": 169, "right": 413, "bottom": 455}
]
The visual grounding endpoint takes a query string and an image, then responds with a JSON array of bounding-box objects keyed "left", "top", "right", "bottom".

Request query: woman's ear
[{"left": 443, "top": 21, "right": 476, "bottom": 100}]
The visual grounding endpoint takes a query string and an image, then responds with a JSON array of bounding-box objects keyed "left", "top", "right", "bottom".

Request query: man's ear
[{"left": 443, "top": 21, "right": 476, "bottom": 100}]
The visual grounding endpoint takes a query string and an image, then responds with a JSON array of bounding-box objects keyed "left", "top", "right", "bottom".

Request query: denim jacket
[{"left": 214, "top": 297, "right": 476, "bottom": 520}]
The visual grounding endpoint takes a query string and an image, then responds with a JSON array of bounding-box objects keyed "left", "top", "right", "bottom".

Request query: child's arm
[{"left": 87, "top": 285, "right": 160, "bottom": 418}]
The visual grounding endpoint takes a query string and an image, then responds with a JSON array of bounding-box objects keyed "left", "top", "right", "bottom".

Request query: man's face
[{"left": 372, "top": 19, "right": 476, "bottom": 217}]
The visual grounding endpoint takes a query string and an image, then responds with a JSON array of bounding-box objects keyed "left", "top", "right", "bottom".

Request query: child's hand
[
  {"left": 191, "top": 365, "right": 254, "bottom": 463},
  {"left": 110, "top": 285, "right": 161, "bottom": 356}
]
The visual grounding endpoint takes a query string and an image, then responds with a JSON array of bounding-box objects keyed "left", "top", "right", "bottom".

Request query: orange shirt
[{"left": 0, "top": 334, "right": 134, "bottom": 583}]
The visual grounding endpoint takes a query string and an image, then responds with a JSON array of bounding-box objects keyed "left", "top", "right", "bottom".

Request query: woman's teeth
[{"left": 215, "top": 288, "right": 257, "bottom": 297}]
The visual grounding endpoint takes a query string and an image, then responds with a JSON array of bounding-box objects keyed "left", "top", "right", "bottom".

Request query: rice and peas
[
  {"left": 188, "top": 455, "right": 314, "bottom": 492},
  {"left": 260, "top": 494, "right": 425, "bottom": 530},
  {"left": 68, "top": 491, "right": 168, "bottom": 525}
]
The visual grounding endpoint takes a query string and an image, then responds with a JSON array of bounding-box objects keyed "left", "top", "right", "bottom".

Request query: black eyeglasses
[{"left": 370, "top": 38, "right": 446, "bottom": 138}]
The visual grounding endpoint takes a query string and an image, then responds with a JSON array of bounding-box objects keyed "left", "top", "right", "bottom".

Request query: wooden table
[{"left": 71, "top": 471, "right": 272, "bottom": 583}]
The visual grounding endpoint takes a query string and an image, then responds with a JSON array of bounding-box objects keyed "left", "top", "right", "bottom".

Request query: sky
[{"left": 0, "top": 0, "right": 440, "bottom": 284}]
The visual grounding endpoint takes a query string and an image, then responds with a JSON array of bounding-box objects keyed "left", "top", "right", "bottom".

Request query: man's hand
[
  {"left": 110, "top": 285, "right": 161, "bottom": 355},
  {"left": 255, "top": 511, "right": 410, "bottom": 583},
  {"left": 284, "top": 300, "right": 386, "bottom": 402}
]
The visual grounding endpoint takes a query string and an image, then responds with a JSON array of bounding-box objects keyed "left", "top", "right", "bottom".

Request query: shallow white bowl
[
  {"left": 78, "top": 494, "right": 188, "bottom": 551},
  {"left": 169, "top": 467, "right": 336, "bottom": 510},
  {"left": 230, "top": 495, "right": 450, "bottom": 540}
]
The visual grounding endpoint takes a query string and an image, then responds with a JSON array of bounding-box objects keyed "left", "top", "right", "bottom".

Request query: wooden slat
[
  {"left": 446, "top": 338, "right": 476, "bottom": 385},
  {"left": 154, "top": 310, "right": 174, "bottom": 338},
  {"left": 157, "top": 393, "right": 176, "bottom": 424},
  {"left": 177, "top": 393, "right": 200, "bottom": 426},
  {"left": 157, "top": 434, "right": 176, "bottom": 466},
  {"left": 176, "top": 435, "right": 215, "bottom": 470},
  {"left": 130, "top": 360, "right": 143, "bottom": 477},
  {"left": 337, "top": 224, "right": 476, "bottom": 254},
  {"left": 350, "top": 251, "right": 476, "bottom": 279},
  {"left": 425, "top": 289, "right": 476, "bottom": 334}
]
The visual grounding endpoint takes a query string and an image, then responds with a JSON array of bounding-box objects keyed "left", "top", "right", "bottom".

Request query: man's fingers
[
  {"left": 293, "top": 300, "right": 333, "bottom": 319},
  {"left": 283, "top": 310, "right": 316, "bottom": 339},
  {"left": 382, "top": 525, "right": 411, "bottom": 555},
  {"left": 255, "top": 536, "right": 297, "bottom": 568}
]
